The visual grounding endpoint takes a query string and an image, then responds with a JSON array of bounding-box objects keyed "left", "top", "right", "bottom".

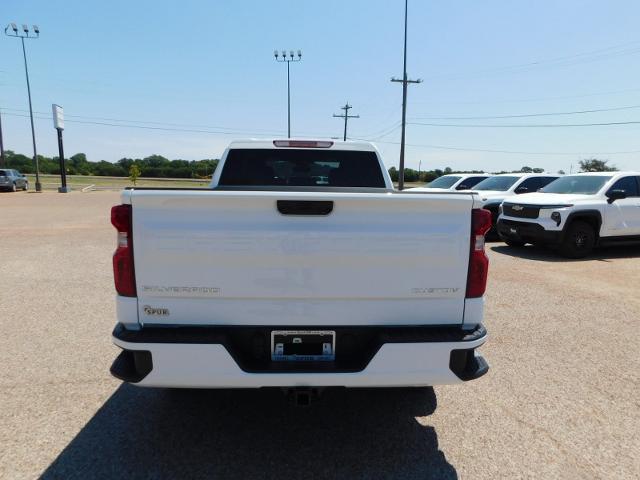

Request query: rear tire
[
  {"left": 23, "top": 182, "right": 29, "bottom": 191},
  {"left": 504, "top": 240, "right": 526, "bottom": 247},
  {"left": 560, "top": 221, "right": 595, "bottom": 258},
  {"left": 11, "top": 183, "right": 17, "bottom": 192}
]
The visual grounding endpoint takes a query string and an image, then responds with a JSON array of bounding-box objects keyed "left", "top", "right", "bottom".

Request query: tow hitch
[{"left": 283, "top": 387, "right": 324, "bottom": 406}]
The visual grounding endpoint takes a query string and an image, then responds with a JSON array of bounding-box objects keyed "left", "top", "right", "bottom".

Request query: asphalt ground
[{"left": 1, "top": 190, "right": 639, "bottom": 479}]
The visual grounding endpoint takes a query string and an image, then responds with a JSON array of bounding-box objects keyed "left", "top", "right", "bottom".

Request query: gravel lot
[{"left": 1, "top": 191, "right": 639, "bottom": 479}]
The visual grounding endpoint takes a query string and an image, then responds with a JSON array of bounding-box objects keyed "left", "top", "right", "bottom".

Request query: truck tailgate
[{"left": 129, "top": 190, "right": 473, "bottom": 326}]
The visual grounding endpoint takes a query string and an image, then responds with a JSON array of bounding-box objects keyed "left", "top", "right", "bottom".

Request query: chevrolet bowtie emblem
[{"left": 512, "top": 205, "right": 524, "bottom": 211}]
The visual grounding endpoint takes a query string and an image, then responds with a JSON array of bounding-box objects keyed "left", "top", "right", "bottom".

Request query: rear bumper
[
  {"left": 497, "top": 218, "right": 561, "bottom": 245},
  {"left": 111, "top": 323, "right": 489, "bottom": 388}
]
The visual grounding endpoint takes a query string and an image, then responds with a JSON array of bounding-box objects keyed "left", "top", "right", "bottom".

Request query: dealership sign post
[{"left": 52, "top": 104, "right": 70, "bottom": 193}]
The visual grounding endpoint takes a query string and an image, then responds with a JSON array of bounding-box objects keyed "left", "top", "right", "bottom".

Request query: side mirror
[
  {"left": 515, "top": 186, "right": 529, "bottom": 194},
  {"left": 606, "top": 189, "right": 627, "bottom": 204}
]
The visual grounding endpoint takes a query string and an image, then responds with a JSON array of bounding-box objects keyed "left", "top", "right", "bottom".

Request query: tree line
[
  {"left": 1, "top": 150, "right": 617, "bottom": 180},
  {"left": 1, "top": 151, "right": 219, "bottom": 179}
]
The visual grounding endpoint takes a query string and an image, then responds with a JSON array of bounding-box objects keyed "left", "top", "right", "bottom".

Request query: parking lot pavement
[{"left": 1, "top": 191, "right": 639, "bottom": 479}]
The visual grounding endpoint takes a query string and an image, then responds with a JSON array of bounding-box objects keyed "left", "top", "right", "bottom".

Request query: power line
[
  {"left": 2, "top": 110, "right": 340, "bottom": 140},
  {"left": 358, "top": 102, "right": 640, "bottom": 138},
  {"left": 411, "top": 87, "right": 640, "bottom": 106},
  {"left": 0, "top": 106, "right": 285, "bottom": 134},
  {"left": 408, "top": 120, "right": 640, "bottom": 128},
  {"left": 357, "top": 120, "right": 401, "bottom": 139},
  {"left": 409, "top": 104, "right": 640, "bottom": 120},
  {"left": 422, "top": 40, "right": 640, "bottom": 81},
  {"left": 7, "top": 103, "right": 639, "bottom": 132},
  {"left": 1, "top": 111, "right": 286, "bottom": 136},
  {"left": 5, "top": 109, "right": 640, "bottom": 157},
  {"left": 352, "top": 137, "right": 640, "bottom": 156},
  {"left": 5, "top": 110, "right": 639, "bottom": 158},
  {"left": 365, "top": 104, "right": 640, "bottom": 137},
  {"left": 369, "top": 122, "right": 402, "bottom": 140}
]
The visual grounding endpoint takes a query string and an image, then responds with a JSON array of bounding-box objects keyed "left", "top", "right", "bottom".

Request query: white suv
[
  {"left": 471, "top": 173, "right": 560, "bottom": 237},
  {"left": 409, "top": 173, "right": 491, "bottom": 192},
  {"left": 497, "top": 172, "right": 640, "bottom": 258}
]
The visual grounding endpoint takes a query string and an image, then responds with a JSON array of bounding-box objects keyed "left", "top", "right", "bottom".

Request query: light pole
[
  {"left": 5, "top": 23, "right": 41, "bottom": 191},
  {"left": 333, "top": 103, "right": 359, "bottom": 141},
  {"left": 274, "top": 49, "right": 302, "bottom": 138},
  {"left": 391, "top": 0, "right": 422, "bottom": 190}
]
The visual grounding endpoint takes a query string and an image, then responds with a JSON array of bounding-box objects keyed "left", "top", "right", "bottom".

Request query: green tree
[
  {"left": 520, "top": 166, "right": 533, "bottom": 173},
  {"left": 5, "top": 151, "right": 34, "bottom": 173},
  {"left": 68, "top": 153, "right": 92, "bottom": 175},
  {"left": 129, "top": 164, "right": 141, "bottom": 185},
  {"left": 403, "top": 168, "right": 419, "bottom": 182},
  {"left": 579, "top": 158, "right": 618, "bottom": 172}
]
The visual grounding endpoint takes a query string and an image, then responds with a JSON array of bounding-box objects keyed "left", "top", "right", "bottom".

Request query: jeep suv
[{"left": 497, "top": 172, "right": 640, "bottom": 257}]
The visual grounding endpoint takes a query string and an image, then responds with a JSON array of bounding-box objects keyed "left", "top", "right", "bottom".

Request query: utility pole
[
  {"left": 0, "top": 108, "right": 5, "bottom": 167},
  {"left": 274, "top": 49, "right": 302, "bottom": 138},
  {"left": 391, "top": 0, "right": 421, "bottom": 190},
  {"left": 333, "top": 103, "right": 359, "bottom": 141},
  {"left": 5, "top": 23, "right": 41, "bottom": 191}
]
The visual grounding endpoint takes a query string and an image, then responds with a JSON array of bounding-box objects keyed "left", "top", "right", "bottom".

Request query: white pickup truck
[{"left": 110, "top": 139, "right": 491, "bottom": 397}]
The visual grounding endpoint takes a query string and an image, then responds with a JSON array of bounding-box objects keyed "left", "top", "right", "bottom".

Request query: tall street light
[
  {"left": 274, "top": 49, "right": 302, "bottom": 138},
  {"left": 5, "top": 23, "right": 42, "bottom": 191}
]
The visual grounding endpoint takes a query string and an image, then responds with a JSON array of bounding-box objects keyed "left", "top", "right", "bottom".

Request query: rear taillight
[
  {"left": 111, "top": 204, "right": 136, "bottom": 297},
  {"left": 466, "top": 209, "right": 492, "bottom": 298}
]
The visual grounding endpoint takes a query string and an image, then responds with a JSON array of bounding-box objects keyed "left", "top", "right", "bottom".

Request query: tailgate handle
[{"left": 277, "top": 200, "right": 333, "bottom": 216}]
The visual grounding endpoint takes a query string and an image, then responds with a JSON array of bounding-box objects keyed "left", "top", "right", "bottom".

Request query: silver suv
[{"left": 0, "top": 169, "right": 29, "bottom": 192}]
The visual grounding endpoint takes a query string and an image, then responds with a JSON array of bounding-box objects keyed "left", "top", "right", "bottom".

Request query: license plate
[{"left": 271, "top": 330, "right": 335, "bottom": 362}]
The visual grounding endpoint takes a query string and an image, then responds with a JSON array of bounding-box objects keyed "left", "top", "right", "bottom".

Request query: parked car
[
  {"left": 409, "top": 173, "right": 492, "bottom": 192},
  {"left": 0, "top": 169, "right": 29, "bottom": 192},
  {"left": 471, "top": 173, "right": 560, "bottom": 237},
  {"left": 109, "top": 139, "right": 492, "bottom": 401},
  {"left": 497, "top": 172, "right": 640, "bottom": 258}
]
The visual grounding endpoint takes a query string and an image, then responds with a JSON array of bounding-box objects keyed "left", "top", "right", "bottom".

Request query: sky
[{"left": 1, "top": 0, "right": 640, "bottom": 173}]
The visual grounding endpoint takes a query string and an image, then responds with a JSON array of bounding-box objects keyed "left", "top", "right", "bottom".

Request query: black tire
[
  {"left": 11, "top": 183, "right": 17, "bottom": 192},
  {"left": 504, "top": 239, "right": 526, "bottom": 247},
  {"left": 560, "top": 221, "right": 596, "bottom": 258},
  {"left": 23, "top": 182, "right": 28, "bottom": 191}
]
